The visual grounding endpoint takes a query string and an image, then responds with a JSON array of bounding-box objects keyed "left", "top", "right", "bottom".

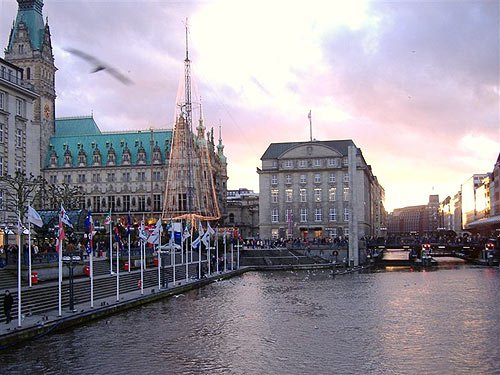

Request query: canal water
[{"left": 3, "top": 265, "right": 499, "bottom": 374}]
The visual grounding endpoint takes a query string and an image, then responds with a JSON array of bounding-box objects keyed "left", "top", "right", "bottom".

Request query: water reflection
[{"left": 3, "top": 266, "right": 499, "bottom": 375}]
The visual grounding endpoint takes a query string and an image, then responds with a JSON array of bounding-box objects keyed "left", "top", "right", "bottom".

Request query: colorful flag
[
  {"left": 103, "top": 211, "right": 112, "bottom": 225},
  {"left": 114, "top": 226, "right": 124, "bottom": 251},
  {"left": 27, "top": 205, "right": 43, "bottom": 227},
  {"left": 55, "top": 209, "right": 65, "bottom": 251},
  {"left": 202, "top": 222, "right": 215, "bottom": 248},
  {"left": 192, "top": 221, "right": 203, "bottom": 249},
  {"left": 60, "top": 205, "right": 73, "bottom": 228},
  {"left": 139, "top": 215, "right": 149, "bottom": 242},
  {"left": 85, "top": 210, "right": 93, "bottom": 255},
  {"left": 148, "top": 218, "right": 163, "bottom": 244},
  {"left": 182, "top": 224, "right": 190, "bottom": 242}
]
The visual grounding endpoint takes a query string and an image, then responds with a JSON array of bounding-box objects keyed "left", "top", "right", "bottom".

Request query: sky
[{"left": 1, "top": 0, "right": 498, "bottom": 212}]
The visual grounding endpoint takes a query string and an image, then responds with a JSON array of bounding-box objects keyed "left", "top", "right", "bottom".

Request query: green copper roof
[
  {"left": 8, "top": 0, "right": 45, "bottom": 52},
  {"left": 46, "top": 117, "right": 172, "bottom": 168},
  {"left": 55, "top": 116, "right": 102, "bottom": 136}
]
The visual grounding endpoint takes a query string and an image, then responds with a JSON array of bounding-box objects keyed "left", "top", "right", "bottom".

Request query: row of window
[
  {"left": 49, "top": 170, "right": 162, "bottom": 184},
  {"left": 0, "top": 123, "right": 24, "bottom": 147},
  {"left": 271, "top": 187, "right": 350, "bottom": 203},
  {"left": 277, "top": 157, "right": 348, "bottom": 169},
  {"left": 271, "top": 172, "right": 349, "bottom": 185},
  {"left": 270, "top": 227, "right": 349, "bottom": 239},
  {"left": 271, "top": 208, "right": 350, "bottom": 223},
  {"left": 0, "top": 156, "right": 24, "bottom": 176},
  {"left": 0, "top": 91, "right": 26, "bottom": 117}
]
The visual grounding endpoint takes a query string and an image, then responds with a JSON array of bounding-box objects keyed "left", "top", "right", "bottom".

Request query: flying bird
[{"left": 65, "top": 47, "right": 133, "bottom": 85}]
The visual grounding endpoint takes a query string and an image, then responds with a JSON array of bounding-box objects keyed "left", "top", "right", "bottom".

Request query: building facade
[
  {"left": 257, "top": 140, "right": 385, "bottom": 241},
  {"left": 3, "top": 0, "right": 228, "bottom": 226},
  {"left": 227, "top": 188, "right": 259, "bottom": 239},
  {"left": 386, "top": 195, "right": 440, "bottom": 236}
]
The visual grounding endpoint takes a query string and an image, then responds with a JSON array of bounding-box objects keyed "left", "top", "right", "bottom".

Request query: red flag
[{"left": 55, "top": 213, "right": 65, "bottom": 252}]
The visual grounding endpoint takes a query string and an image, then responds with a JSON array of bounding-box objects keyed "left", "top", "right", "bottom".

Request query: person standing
[{"left": 3, "top": 290, "right": 13, "bottom": 324}]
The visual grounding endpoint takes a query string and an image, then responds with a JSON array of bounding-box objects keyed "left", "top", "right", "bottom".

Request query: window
[
  {"left": 314, "top": 188, "right": 322, "bottom": 202},
  {"left": 343, "top": 158, "right": 348, "bottom": 166},
  {"left": 15, "top": 98, "right": 25, "bottom": 117},
  {"left": 138, "top": 196, "right": 146, "bottom": 211},
  {"left": 271, "top": 189, "right": 279, "bottom": 203},
  {"left": 329, "top": 228, "right": 337, "bottom": 237},
  {"left": 92, "top": 196, "right": 101, "bottom": 212},
  {"left": 343, "top": 173, "right": 349, "bottom": 183},
  {"left": 328, "top": 158, "right": 337, "bottom": 167},
  {"left": 18, "top": 44, "right": 24, "bottom": 54},
  {"left": 78, "top": 174, "right": 86, "bottom": 183},
  {"left": 271, "top": 174, "right": 277, "bottom": 185},
  {"left": 315, "top": 208, "right": 322, "bottom": 222},
  {"left": 271, "top": 228, "right": 279, "bottom": 239},
  {"left": 107, "top": 173, "right": 115, "bottom": 182},
  {"left": 0, "top": 91, "right": 5, "bottom": 110},
  {"left": 16, "top": 160, "right": 22, "bottom": 173},
  {"left": 16, "top": 129, "right": 22, "bottom": 148},
  {"left": 123, "top": 195, "right": 130, "bottom": 211},
  {"left": 329, "top": 187, "right": 336, "bottom": 202},
  {"left": 271, "top": 208, "right": 279, "bottom": 223},
  {"left": 344, "top": 227, "right": 349, "bottom": 237},
  {"left": 229, "top": 213, "right": 235, "bottom": 224},
  {"left": 300, "top": 174, "right": 307, "bottom": 184},
  {"left": 300, "top": 208, "right": 307, "bottom": 222},
  {"left": 64, "top": 174, "right": 72, "bottom": 184},
  {"left": 0, "top": 191, "right": 3, "bottom": 210},
  {"left": 329, "top": 173, "right": 335, "bottom": 183},
  {"left": 26, "top": 67, "right": 30, "bottom": 80},
  {"left": 314, "top": 159, "right": 321, "bottom": 167},
  {"left": 137, "top": 171, "right": 146, "bottom": 182},
  {"left": 153, "top": 171, "right": 161, "bottom": 181},
  {"left": 343, "top": 187, "right": 349, "bottom": 201},
  {"left": 329, "top": 208, "right": 337, "bottom": 221},
  {"left": 92, "top": 173, "right": 101, "bottom": 183},
  {"left": 109, "top": 195, "right": 116, "bottom": 211},
  {"left": 123, "top": 172, "right": 130, "bottom": 182},
  {"left": 49, "top": 175, "right": 57, "bottom": 184},
  {"left": 285, "top": 160, "right": 293, "bottom": 168},
  {"left": 153, "top": 194, "right": 161, "bottom": 211},
  {"left": 300, "top": 188, "right": 307, "bottom": 202},
  {"left": 299, "top": 160, "right": 307, "bottom": 168},
  {"left": 344, "top": 208, "right": 349, "bottom": 221},
  {"left": 285, "top": 188, "right": 293, "bottom": 202},
  {"left": 285, "top": 174, "right": 292, "bottom": 184},
  {"left": 314, "top": 173, "right": 321, "bottom": 183}
]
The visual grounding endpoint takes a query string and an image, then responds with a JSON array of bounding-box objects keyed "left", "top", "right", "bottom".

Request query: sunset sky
[{"left": 1, "top": 0, "right": 498, "bottom": 212}]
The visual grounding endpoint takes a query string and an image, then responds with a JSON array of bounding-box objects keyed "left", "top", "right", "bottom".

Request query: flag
[
  {"left": 27, "top": 205, "right": 43, "bottom": 227},
  {"left": 60, "top": 205, "right": 73, "bottom": 228},
  {"left": 85, "top": 210, "right": 93, "bottom": 255},
  {"left": 202, "top": 222, "right": 215, "bottom": 248},
  {"left": 148, "top": 218, "right": 163, "bottom": 244},
  {"left": 127, "top": 212, "right": 132, "bottom": 235},
  {"left": 114, "top": 226, "right": 124, "bottom": 251},
  {"left": 182, "top": 225, "right": 190, "bottom": 242},
  {"left": 192, "top": 221, "right": 204, "bottom": 249},
  {"left": 55, "top": 210, "right": 65, "bottom": 251},
  {"left": 139, "top": 215, "right": 149, "bottom": 242},
  {"left": 103, "top": 211, "right": 112, "bottom": 225}
]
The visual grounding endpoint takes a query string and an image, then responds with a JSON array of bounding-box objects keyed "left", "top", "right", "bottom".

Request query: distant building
[
  {"left": 257, "top": 140, "right": 385, "bottom": 241},
  {"left": 461, "top": 173, "right": 489, "bottom": 229},
  {"left": 226, "top": 188, "right": 259, "bottom": 239},
  {"left": 387, "top": 195, "right": 440, "bottom": 235}
]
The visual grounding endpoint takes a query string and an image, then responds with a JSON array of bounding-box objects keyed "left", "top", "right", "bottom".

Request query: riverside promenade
[{"left": 0, "top": 249, "right": 346, "bottom": 348}]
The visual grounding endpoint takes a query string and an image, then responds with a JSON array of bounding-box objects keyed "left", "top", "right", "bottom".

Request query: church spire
[{"left": 7, "top": 0, "right": 46, "bottom": 52}]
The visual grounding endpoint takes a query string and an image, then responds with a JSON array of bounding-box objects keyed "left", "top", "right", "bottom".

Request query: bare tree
[
  {"left": 0, "top": 171, "right": 45, "bottom": 220},
  {"left": 45, "top": 183, "right": 84, "bottom": 211}
]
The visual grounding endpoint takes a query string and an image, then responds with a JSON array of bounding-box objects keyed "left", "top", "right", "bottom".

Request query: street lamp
[{"left": 62, "top": 254, "right": 81, "bottom": 312}]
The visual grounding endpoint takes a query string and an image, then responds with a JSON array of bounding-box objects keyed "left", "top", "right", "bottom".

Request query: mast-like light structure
[{"left": 162, "top": 22, "right": 221, "bottom": 223}]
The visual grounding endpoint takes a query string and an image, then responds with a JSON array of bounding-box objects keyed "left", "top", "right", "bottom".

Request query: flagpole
[
  {"left": 58, "top": 216, "right": 63, "bottom": 317},
  {"left": 207, "top": 242, "right": 210, "bottom": 276},
  {"left": 216, "top": 232, "right": 219, "bottom": 274},
  {"left": 231, "top": 242, "right": 234, "bottom": 271},
  {"left": 224, "top": 231, "right": 227, "bottom": 272},
  {"left": 109, "top": 220, "right": 112, "bottom": 274},
  {"left": 116, "top": 228, "right": 120, "bottom": 302},
  {"left": 128, "top": 231, "right": 131, "bottom": 273},
  {"left": 237, "top": 238, "right": 240, "bottom": 269},
  {"left": 28, "top": 221, "right": 32, "bottom": 288},
  {"left": 157, "top": 228, "right": 161, "bottom": 291},
  {"left": 17, "top": 213, "right": 22, "bottom": 328},
  {"left": 140, "top": 240, "right": 144, "bottom": 295},
  {"left": 90, "top": 249, "right": 94, "bottom": 308},
  {"left": 198, "top": 243, "right": 202, "bottom": 279}
]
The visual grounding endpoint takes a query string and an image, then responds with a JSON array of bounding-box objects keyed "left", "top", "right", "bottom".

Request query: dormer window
[
  {"left": 78, "top": 148, "right": 87, "bottom": 167},
  {"left": 137, "top": 145, "right": 146, "bottom": 165},
  {"left": 64, "top": 148, "right": 72, "bottom": 167},
  {"left": 93, "top": 148, "right": 101, "bottom": 166},
  {"left": 122, "top": 146, "right": 131, "bottom": 165},
  {"left": 152, "top": 143, "right": 161, "bottom": 164},
  {"left": 107, "top": 146, "right": 116, "bottom": 166},
  {"left": 49, "top": 149, "right": 58, "bottom": 168}
]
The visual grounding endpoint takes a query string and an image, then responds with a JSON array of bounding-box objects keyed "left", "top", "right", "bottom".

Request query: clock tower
[{"left": 5, "top": 0, "right": 56, "bottom": 172}]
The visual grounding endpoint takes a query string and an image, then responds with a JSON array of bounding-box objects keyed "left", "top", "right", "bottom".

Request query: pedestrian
[{"left": 4, "top": 290, "right": 13, "bottom": 324}]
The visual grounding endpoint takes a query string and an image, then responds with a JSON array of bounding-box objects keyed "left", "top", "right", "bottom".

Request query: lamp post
[{"left": 63, "top": 254, "right": 81, "bottom": 312}]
